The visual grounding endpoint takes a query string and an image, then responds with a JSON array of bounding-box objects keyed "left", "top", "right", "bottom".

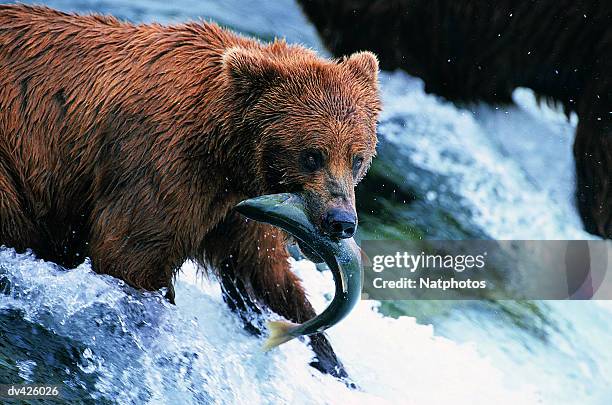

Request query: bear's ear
[
  {"left": 222, "top": 47, "right": 284, "bottom": 95},
  {"left": 344, "top": 51, "right": 379, "bottom": 85}
]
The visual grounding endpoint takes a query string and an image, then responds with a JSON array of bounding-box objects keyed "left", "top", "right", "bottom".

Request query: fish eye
[
  {"left": 301, "top": 149, "right": 324, "bottom": 173},
  {"left": 352, "top": 155, "right": 364, "bottom": 177}
]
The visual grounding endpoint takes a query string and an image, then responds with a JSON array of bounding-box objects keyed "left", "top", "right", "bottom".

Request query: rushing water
[{"left": 1, "top": 1, "right": 611, "bottom": 404}]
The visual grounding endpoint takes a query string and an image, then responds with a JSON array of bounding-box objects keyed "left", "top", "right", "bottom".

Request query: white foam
[{"left": 0, "top": 248, "right": 538, "bottom": 404}]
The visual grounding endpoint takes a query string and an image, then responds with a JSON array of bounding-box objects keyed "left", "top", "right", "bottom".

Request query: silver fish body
[{"left": 234, "top": 193, "right": 362, "bottom": 349}]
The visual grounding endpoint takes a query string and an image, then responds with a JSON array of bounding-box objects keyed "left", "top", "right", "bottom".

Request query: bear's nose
[{"left": 322, "top": 208, "right": 357, "bottom": 239}]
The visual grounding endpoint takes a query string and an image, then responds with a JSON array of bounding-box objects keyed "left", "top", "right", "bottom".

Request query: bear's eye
[
  {"left": 352, "top": 156, "right": 364, "bottom": 177},
  {"left": 301, "top": 150, "right": 324, "bottom": 173}
]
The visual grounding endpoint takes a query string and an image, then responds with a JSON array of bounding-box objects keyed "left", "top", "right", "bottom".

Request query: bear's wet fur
[
  {"left": 298, "top": 0, "right": 612, "bottom": 238},
  {"left": 0, "top": 5, "right": 380, "bottom": 378}
]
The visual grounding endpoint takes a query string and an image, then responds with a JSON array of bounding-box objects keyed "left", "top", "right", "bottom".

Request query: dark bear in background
[
  {"left": 298, "top": 0, "right": 612, "bottom": 239},
  {"left": 0, "top": 5, "right": 380, "bottom": 378}
]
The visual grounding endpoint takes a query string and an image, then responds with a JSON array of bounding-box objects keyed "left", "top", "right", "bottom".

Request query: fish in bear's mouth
[{"left": 234, "top": 192, "right": 362, "bottom": 349}]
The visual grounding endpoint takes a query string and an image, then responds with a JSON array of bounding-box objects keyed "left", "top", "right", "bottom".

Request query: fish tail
[{"left": 262, "top": 320, "right": 299, "bottom": 351}]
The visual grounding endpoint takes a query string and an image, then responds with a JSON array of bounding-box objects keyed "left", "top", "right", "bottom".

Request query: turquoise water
[{"left": 1, "top": 1, "right": 611, "bottom": 404}]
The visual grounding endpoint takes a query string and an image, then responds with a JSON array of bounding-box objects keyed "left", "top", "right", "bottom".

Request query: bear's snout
[{"left": 321, "top": 207, "right": 357, "bottom": 239}]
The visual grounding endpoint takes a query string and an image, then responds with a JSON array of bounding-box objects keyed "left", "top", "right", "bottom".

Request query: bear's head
[{"left": 223, "top": 45, "right": 380, "bottom": 241}]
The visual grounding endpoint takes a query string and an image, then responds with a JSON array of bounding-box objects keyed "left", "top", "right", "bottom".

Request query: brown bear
[
  {"left": 298, "top": 0, "right": 612, "bottom": 239},
  {"left": 0, "top": 5, "right": 380, "bottom": 378}
]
